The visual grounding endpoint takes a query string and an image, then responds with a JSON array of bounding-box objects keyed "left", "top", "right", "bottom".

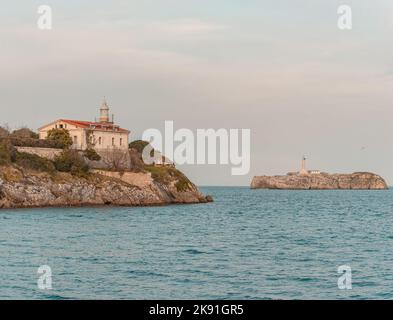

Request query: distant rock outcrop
[{"left": 251, "top": 172, "right": 388, "bottom": 190}]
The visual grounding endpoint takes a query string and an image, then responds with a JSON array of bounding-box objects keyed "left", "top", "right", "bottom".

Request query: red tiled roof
[{"left": 60, "top": 119, "right": 130, "bottom": 134}]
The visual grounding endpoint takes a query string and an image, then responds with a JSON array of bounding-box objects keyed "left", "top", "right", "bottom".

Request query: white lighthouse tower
[
  {"left": 99, "top": 98, "right": 111, "bottom": 123},
  {"left": 299, "top": 155, "right": 308, "bottom": 175}
]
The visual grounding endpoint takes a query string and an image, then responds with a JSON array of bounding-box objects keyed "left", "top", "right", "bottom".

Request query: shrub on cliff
[
  {"left": 128, "top": 149, "right": 145, "bottom": 172},
  {"left": 15, "top": 152, "right": 55, "bottom": 173},
  {"left": 83, "top": 148, "right": 101, "bottom": 161},
  {"left": 11, "top": 128, "right": 39, "bottom": 139},
  {"left": 9, "top": 137, "right": 59, "bottom": 149},
  {"left": 46, "top": 128, "right": 73, "bottom": 149},
  {"left": 129, "top": 140, "right": 156, "bottom": 166},
  {"left": 175, "top": 179, "right": 191, "bottom": 192},
  {"left": 8, "top": 128, "right": 53, "bottom": 149},
  {"left": 145, "top": 165, "right": 193, "bottom": 191},
  {"left": 0, "top": 139, "right": 16, "bottom": 165},
  {"left": 172, "top": 169, "right": 193, "bottom": 192},
  {"left": 129, "top": 140, "right": 151, "bottom": 154},
  {"left": 0, "top": 126, "right": 9, "bottom": 139},
  {"left": 53, "top": 149, "right": 89, "bottom": 178}
]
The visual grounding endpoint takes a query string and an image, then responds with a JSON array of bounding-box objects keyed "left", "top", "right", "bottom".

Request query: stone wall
[
  {"left": 15, "top": 147, "right": 146, "bottom": 172},
  {"left": 16, "top": 146, "right": 63, "bottom": 160},
  {"left": 92, "top": 170, "right": 153, "bottom": 189}
]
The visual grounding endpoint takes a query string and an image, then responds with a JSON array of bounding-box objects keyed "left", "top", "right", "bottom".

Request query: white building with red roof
[{"left": 38, "top": 100, "right": 130, "bottom": 150}]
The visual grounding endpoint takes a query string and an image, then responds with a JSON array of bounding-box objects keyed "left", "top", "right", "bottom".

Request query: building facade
[{"left": 38, "top": 100, "right": 130, "bottom": 151}]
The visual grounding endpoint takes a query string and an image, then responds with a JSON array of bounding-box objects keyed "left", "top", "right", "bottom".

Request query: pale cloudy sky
[{"left": 1, "top": 0, "right": 393, "bottom": 185}]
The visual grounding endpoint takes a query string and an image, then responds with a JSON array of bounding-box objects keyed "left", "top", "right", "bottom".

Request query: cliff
[
  {"left": 0, "top": 165, "right": 211, "bottom": 209},
  {"left": 251, "top": 172, "right": 388, "bottom": 190},
  {"left": 0, "top": 136, "right": 213, "bottom": 209}
]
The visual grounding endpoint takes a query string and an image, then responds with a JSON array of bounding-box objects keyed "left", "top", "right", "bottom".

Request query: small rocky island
[{"left": 251, "top": 156, "right": 388, "bottom": 190}]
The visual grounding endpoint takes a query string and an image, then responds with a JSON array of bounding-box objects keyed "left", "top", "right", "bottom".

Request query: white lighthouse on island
[
  {"left": 298, "top": 155, "right": 321, "bottom": 176},
  {"left": 299, "top": 155, "right": 308, "bottom": 175}
]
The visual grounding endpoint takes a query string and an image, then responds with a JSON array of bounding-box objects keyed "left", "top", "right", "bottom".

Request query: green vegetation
[
  {"left": 172, "top": 169, "right": 193, "bottom": 192},
  {"left": 144, "top": 165, "right": 169, "bottom": 184},
  {"left": 145, "top": 165, "right": 192, "bottom": 191},
  {"left": 128, "top": 149, "right": 145, "bottom": 172},
  {"left": 15, "top": 152, "right": 55, "bottom": 173},
  {"left": 0, "top": 126, "right": 9, "bottom": 139},
  {"left": 129, "top": 140, "right": 150, "bottom": 153},
  {"left": 1, "top": 131, "right": 194, "bottom": 191},
  {"left": 2, "top": 137, "right": 54, "bottom": 174},
  {"left": 175, "top": 179, "right": 191, "bottom": 192},
  {"left": 1, "top": 166, "right": 23, "bottom": 183},
  {"left": 53, "top": 149, "right": 89, "bottom": 178},
  {"left": 46, "top": 128, "right": 73, "bottom": 149},
  {"left": 0, "top": 139, "right": 16, "bottom": 165},
  {"left": 9, "top": 137, "right": 59, "bottom": 148},
  {"left": 129, "top": 140, "right": 155, "bottom": 157},
  {"left": 83, "top": 148, "right": 101, "bottom": 161},
  {"left": 0, "top": 126, "right": 59, "bottom": 149},
  {"left": 134, "top": 143, "right": 192, "bottom": 192},
  {"left": 11, "top": 128, "right": 39, "bottom": 139}
]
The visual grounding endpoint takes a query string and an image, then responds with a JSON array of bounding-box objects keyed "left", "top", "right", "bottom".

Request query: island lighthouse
[{"left": 299, "top": 155, "right": 308, "bottom": 175}]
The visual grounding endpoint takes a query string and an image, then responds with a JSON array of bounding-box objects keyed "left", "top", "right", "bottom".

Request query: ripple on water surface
[{"left": 0, "top": 187, "right": 392, "bottom": 299}]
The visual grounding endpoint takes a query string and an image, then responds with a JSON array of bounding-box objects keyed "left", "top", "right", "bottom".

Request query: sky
[{"left": 1, "top": 0, "right": 393, "bottom": 186}]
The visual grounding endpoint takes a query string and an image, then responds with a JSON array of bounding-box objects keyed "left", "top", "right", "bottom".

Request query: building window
[
  {"left": 120, "top": 138, "right": 122, "bottom": 146},
  {"left": 73, "top": 136, "right": 78, "bottom": 145},
  {"left": 98, "top": 137, "right": 102, "bottom": 145},
  {"left": 59, "top": 124, "right": 64, "bottom": 129},
  {"left": 112, "top": 137, "right": 115, "bottom": 146}
]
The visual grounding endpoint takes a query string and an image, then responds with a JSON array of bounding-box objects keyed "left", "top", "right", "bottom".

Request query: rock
[
  {"left": 251, "top": 172, "right": 388, "bottom": 190},
  {"left": 0, "top": 166, "right": 208, "bottom": 209},
  {"left": 205, "top": 195, "right": 214, "bottom": 202}
]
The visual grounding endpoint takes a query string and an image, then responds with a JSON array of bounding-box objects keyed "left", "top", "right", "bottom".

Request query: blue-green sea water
[{"left": 1, "top": 187, "right": 393, "bottom": 300}]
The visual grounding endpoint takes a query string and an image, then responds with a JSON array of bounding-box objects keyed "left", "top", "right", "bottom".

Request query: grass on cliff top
[
  {"left": 1, "top": 138, "right": 194, "bottom": 191},
  {"left": 15, "top": 152, "right": 56, "bottom": 174},
  {"left": 53, "top": 149, "right": 90, "bottom": 178},
  {"left": 144, "top": 165, "right": 193, "bottom": 192},
  {"left": 0, "top": 138, "right": 91, "bottom": 180},
  {"left": 0, "top": 139, "right": 15, "bottom": 165}
]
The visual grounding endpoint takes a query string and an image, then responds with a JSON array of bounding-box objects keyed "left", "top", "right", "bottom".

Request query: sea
[{"left": 1, "top": 186, "right": 393, "bottom": 300}]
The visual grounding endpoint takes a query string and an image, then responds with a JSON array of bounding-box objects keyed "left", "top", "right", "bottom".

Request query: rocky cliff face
[
  {"left": 251, "top": 172, "right": 388, "bottom": 190},
  {"left": 0, "top": 166, "right": 210, "bottom": 209}
]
